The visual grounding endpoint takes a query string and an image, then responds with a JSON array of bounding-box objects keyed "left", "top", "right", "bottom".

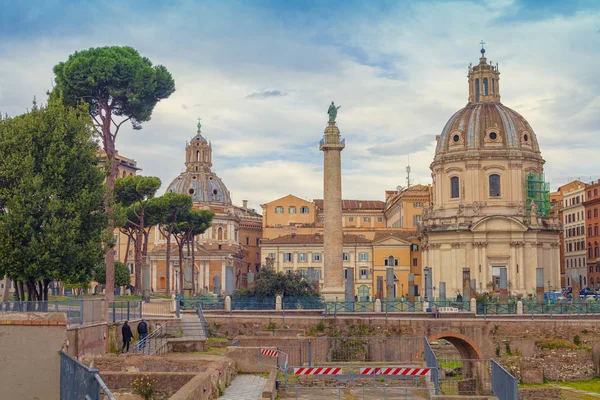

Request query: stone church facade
[{"left": 420, "top": 47, "right": 561, "bottom": 296}]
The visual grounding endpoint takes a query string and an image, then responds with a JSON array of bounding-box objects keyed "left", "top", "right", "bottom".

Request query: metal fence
[
  {"left": 60, "top": 350, "right": 115, "bottom": 400},
  {"left": 0, "top": 300, "right": 106, "bottom": 325},
  {"left": 305, "top": 336, "right": 423, "bottom": 364},
  {"left": 423, "top": 338, "right": 439, "bottom": 394},
  {"left": 478, "top": 300, "right": 600, "bottom": 315},
  {"left": 280, "top": 385, "right": 436, "bottom": 399},
  {"left": 109, "top": 301, "right": 142, "bottom": 322},
  {"left": 232, "top": 296, "right": 276, "bottom": 310},
  {"left": 491, "top": 359, "right": 518, "bottom": 400},
  {"left": 437, "top": 358, "right": 492, "bottom": 396},
  {"left": 283, "top": 296, "right": 325, "bottom": 310}
]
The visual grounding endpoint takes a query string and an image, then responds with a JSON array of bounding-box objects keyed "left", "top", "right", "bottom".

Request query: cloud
[
  {"left": 246, "top": 90, "right": 288, "bottom": 99},
  {"left": 1, "top": 0, "right": 599, "bottom": 208}
]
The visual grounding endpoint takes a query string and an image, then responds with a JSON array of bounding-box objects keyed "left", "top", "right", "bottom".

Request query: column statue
[{"left": 327, "top": 101, "right": 341, "bottom": 122}]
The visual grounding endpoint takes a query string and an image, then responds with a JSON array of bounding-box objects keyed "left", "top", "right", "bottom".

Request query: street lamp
[
  {"left": 547, "top": 279, "right": 551, "bottom": 292},
  {"left": 174, "top": 262, "right": 180, "bottom": 296}
]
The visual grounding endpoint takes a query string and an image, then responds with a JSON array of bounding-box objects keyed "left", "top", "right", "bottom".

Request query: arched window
[
  {"left": 450, "top": 176, "right": 460, "bottom": 199},
  {"left": 489, "top": 174, "right": 501, "bottom": 197},
  {"left": 217, "top": 227, "right": 223, "bottom": 241},
  {"left": 595, "top": 244, "right": 599, "bottom": 258},
  {"left": 122, "top": 171, "right": 126, "bottom": 178},
  {"left": 492, "top": 78, "right": 495, "bottom": 93},
  {"left": 588, "top": 243, "right": 592, "bottom": 258},
  {"left": 475, "top": 79, "right": 480, "bottom": 102},
  {"left": 483, "top": 78, "right": 489, "bottom": 96},
  {"left": 196, "top": 151, "right": 200, "bottom": 162},
  {"left": 384, "top": 256, "right": 398, "bottom": 266}
]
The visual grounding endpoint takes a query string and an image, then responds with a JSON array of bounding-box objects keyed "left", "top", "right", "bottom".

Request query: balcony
[{"left": 319, "top": 137, "right": 345, "bottom": 150}]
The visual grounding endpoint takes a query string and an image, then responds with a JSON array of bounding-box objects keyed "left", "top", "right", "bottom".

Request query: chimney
[{"left": 242, "top": 200, "right": 248, "bottom": 209}]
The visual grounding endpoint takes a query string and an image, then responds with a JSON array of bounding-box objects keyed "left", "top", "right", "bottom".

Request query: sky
[{"left": 1, "top": 0, "right": 599, "bottom": 211}]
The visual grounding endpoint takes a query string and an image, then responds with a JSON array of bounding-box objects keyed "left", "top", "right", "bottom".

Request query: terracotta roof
[
  {"left": 373, "top": 230, "right": 419, "bottom": 242},
  {"left": 313, "top": 199, "right": 386, "bottom": 211},
  {"left": 261, "top": 233, "right": 371, "bottom": 245}
]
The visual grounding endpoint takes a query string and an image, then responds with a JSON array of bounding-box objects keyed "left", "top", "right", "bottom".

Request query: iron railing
[
  {"left": 491, "top": 359, "right": 518, "bottom": 400},
  {"left": 231, "top": 296, "right": 276, "bottom": 310},
  {"left": 109, "top": 301, "right": 142, "bottom": 322},
  {"left": 60, "top": 350, "right": 115, "bottom": 400},
  {"left": 423, "top": 338, "right": 439, "bottom": 394},
  {"left": 0, "top": 300, "right": 105, "bottom": 325},
  {"left": 133, "top": 324, "right": 167, "bottom": 356},
  {"left": 437, "top": 358, "right": 492, "bottom": 396}
]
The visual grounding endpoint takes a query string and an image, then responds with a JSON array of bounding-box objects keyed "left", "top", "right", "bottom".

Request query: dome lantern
[{"left": 468, "top": 41, "right": 501, "bottom": 104}]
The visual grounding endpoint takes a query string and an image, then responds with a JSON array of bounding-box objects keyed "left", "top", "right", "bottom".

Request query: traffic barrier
[
  {"left": 294, "top": 367, "right": 342, "bottom": 375},
  {"left": 381, "top": 367, "right": 430, "bottom": 376},
  {"left": 360, "top": 367, "right": 381, "bottom": 375},
  {"left": 261, "top": 349, "right": 279, "bottom": 357}
]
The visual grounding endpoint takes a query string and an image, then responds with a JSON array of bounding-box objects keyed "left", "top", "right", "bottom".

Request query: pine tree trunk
[
  {"left": 178, "top": 244, "right": 184, "bottom": 295},
  {"left": 165, "top": 229, "right": 171, "bottom": 295},
  {"left": 191, "top": 235, "right": 196, "bottom": 294},
  {"left": 1, "top": 275, "right": 10, "bottom": 302},
  {"left": 124, "top": 234, "right": 131, "bottom": 265},
  {"left": 102, "top": 112, "right": 118, "bottom": 308},
  {"left": 134, "top": 229, "right": 143, "bottom": 296}
]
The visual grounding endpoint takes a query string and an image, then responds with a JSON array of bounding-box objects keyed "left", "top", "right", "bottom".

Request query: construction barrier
[
  {"left": 359, "top": 367, "right": 430, "bottom": 376},
  {"left": 294, "top": 367, "right": 342, "bottom": 375},
  {"left": 260, "top": 349, "right": 279, "bottom": 357}
]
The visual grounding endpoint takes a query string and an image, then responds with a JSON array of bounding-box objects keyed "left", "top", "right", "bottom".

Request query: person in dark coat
[
  {"left": 137, "top": 318, "right": 148, "bottom": 349},
  {"left": 122, "top": 320, "right": 134, "bottom": 353}
]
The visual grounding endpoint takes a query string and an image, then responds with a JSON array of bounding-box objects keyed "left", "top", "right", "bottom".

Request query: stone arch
[{"left": 427, "top": 331, "right": 483, "bottom": 360}]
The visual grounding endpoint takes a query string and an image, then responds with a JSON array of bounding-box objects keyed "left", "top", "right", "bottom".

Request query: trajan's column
[{"left": 320, "top": 102, "right": 346, "bottom": 300}]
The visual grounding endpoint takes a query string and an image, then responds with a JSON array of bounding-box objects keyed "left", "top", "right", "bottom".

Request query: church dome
[
  {"left": 435, "top": 102, "right": 540, "bottom": 156},
  {"left": 166, "top": 171, "right": 231, "bottom": 204},
  {"left": 434, "top": 47, "right": 541, "bottom": 160},
  {"left": 165, "top": 122, "right": 232, "bottom": 204}
]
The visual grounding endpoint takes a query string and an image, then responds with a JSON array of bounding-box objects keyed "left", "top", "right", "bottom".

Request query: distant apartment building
[
  {"left": 562, "top": 182, "right": 588, "bottom": 288},
  {"left": 584, "top": 180, "right": 600, "bottom": 289}
]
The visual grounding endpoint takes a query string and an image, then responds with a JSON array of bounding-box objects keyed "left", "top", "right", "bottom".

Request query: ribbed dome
[
  {"left": 435, "top": 102, "right": 540, "bottom": 157},
  {"left": 166, "top": 171, "right": 231, "bottom": 204}
]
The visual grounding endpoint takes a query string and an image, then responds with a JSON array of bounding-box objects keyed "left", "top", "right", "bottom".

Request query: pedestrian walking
[
  {"left": 137, "top": 318, "right": 148, "bottom": 350},
  {"left": 121, "top": 320, "right": 133, "bottom": 353}
]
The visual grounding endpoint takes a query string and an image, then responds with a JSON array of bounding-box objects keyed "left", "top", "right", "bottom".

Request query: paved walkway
[{"left": 219, "top": 374, "right": 267, "bottom": 400}]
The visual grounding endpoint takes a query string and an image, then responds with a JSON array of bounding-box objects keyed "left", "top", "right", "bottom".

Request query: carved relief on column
[
  {"left": 530, "top": 242, "right": 544, "bottom": 248},
  {"left": 472, "top": 241, "right": 488, "bottom": 248},
  {"left": 429, "top": 243, "right": 441, "bottom": 250},
  {"left": 509, "top": 241, "right": 526, "bottom": 248}
]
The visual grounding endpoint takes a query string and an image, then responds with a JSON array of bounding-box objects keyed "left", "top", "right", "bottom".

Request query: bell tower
[
  {"left": 185, "top": 119, "right": 212, "bottom": 172},
  {"left": 468, "top": 41, "right": 501, "bottom": 104}
]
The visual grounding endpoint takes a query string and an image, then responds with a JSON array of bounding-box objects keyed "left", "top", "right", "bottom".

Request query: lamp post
[
  {"left": 547, "top": 279, "right": 551, "bottom": 292},
  {"left": 401, "top": 283, "right": 404, "bottom": 300},
  {"left": 174, "top": 263, "right": 180, "bottom": 296}
]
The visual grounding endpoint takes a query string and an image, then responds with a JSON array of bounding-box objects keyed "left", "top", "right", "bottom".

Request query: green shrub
[
  {"left": 495, "top": 346, "right": 501, "bottom": 357},
  {"left": 537, "top": 338, "right": 579, "bottom": 350},
  {"left": 573, "top": 335, "right": 581, "bottom": 346},
  {"left": 315, "top": 321, "right": 325, "bottom": 332},
  {"left": 505, "top": 342, "right": 512, "bottom": 356}
]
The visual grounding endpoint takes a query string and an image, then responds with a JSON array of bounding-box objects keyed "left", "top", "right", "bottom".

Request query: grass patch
[
  {"left": 536, "top": 338, "right": 590, "bottom": 351},
  {"left": 557, "top": 377, "right": 600, "bottom": 393},
  {"left": 439, "top": 360, "right": 462, "bottom": 369}
]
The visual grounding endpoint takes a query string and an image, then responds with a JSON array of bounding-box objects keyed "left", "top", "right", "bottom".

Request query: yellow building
[{"left": 385, "top": 184, "right": 431, "bottom": 229}]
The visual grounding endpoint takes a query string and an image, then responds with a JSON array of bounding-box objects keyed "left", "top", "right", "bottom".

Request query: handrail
[
  {"left": 94, "top": 373, "right": 116, "bottom": 400},
  {"left": 196, "top": 304, "right": 208, "bottom": 336},
  {"left": 133, "top": 324, "right": 165, "bottom": 355}
]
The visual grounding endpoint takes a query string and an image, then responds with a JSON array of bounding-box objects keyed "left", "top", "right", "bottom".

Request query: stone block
[{"left": 521, "top": 368, "right": 544, "bottom": 384}]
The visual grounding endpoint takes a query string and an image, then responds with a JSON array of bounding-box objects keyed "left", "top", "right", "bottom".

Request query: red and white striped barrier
[
  {"left": 360, "top": 367, "right": 381, "bottom": 375},
  {"left": 260, "top": 349, "right": 279, "bottom": 357},
  {"left": 380, "top": 367, "right": 430, "bottom": 376},
  {"left": 294, "top": 367, "right": 342, "bottom": 375}
]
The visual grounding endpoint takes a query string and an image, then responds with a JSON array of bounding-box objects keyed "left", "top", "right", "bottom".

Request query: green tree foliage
[
  {"left": 94, "top": 262, "right": 131, "bottom": 287},
  {"left": 0, "top": 98, "right": 106, "bottom": 302},
  {"left": 114, "top": 175, "right": 161, "bottom": 295},
  {"left": 147, "top": 193, "right": 193, "bottom": 294},
  {"left": 53, "top": 46, "right": 175, "bottom": 303},
  {"left": 232, "top": 267, "right": 318, "bottom": 298}
]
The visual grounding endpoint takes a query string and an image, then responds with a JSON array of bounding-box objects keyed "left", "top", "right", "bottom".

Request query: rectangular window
[
  {"left": 595, "top": 226, "right": 599, "bottom": 236},
  {"left": 256, "top": 238, "right": 260, "bottom": 246},
  {"left": 285, "top": 268, "right": 293, "bottom": 274},
  {"left": 246, "top": 237, "right": 249, "bottom": 245},
  {"left": 588, "top": 210, "right": 592, "bottom": 219},
  {"left": 283, "top": 253, "right": 293, "bottom": 262},
  {"left": 344, "top": 268, "right": 348, "bottom": 279},
  {"left": 364, "top": 217, "right": 371, "bottom": 222},
  {"left": 360, "top": 269, "right": 368, "bottom": 279},
  {"left": 589, "top": 227, "right": 593, "bottom": 236},
  {"left": 377, "top": 217, "right": 383, "bottom": 222},
  {"left": 275, "top": 206, "right": 284, "bottom": 214},
  {"left": 451, "top": 177, "right": 460, "bottom": 198},
  {"left": 298, "top": 253, "right": 307, "bottom": 262},
  {"left": 312, "top": 253, "right": 322, "bottom": 262},
  {"left": 343, "top": 252, "right": 350, "bottom": 261},
  {"left": 298, "top": 269, "right": 307, "bottom": 277},
  {"left": 413, "top": 215, "right": 422, "bottom": 227},
  {"left": 318, "top": 217, "right": 324, "bottom": 222},
  {"left": 314, "top": 269, "right": 322, "bottom": 280},
  {"left": 289, "top": 206, "right": 297, "bottom": 214},
  {"left": 413, "top": 258, "right": 418, "bottom": 267},
  {"left": 348, "top": 217, "right": 354, "bottom": 222},
  {"left": 359, "top": 252, "right": 368, "bottom": 261},
  {"left": 595, "top": 209, "right": 598, "bottom": 218},
  {"left": 413, "top": 202, "right": 424, "bottom": 208},
  {"left": 300, "top": 206, "right": 310, "bottom": 214}
]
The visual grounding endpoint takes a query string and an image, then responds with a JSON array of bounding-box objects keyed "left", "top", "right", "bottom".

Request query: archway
[{"left": 427, "top": 331, "right": 487, "bottom": 395}]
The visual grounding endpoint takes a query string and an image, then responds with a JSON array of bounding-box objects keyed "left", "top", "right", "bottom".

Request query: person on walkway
[
  {"left": 121, "top": 320, "right": 133, "bottom": 353},
  {"left": 137, "top": 318, "right": 148, "bottom": 350}
]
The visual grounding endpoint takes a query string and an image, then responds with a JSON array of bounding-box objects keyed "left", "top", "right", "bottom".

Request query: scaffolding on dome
[{"left": 526, "top": 172, "right": 551, "bottom": 217}]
